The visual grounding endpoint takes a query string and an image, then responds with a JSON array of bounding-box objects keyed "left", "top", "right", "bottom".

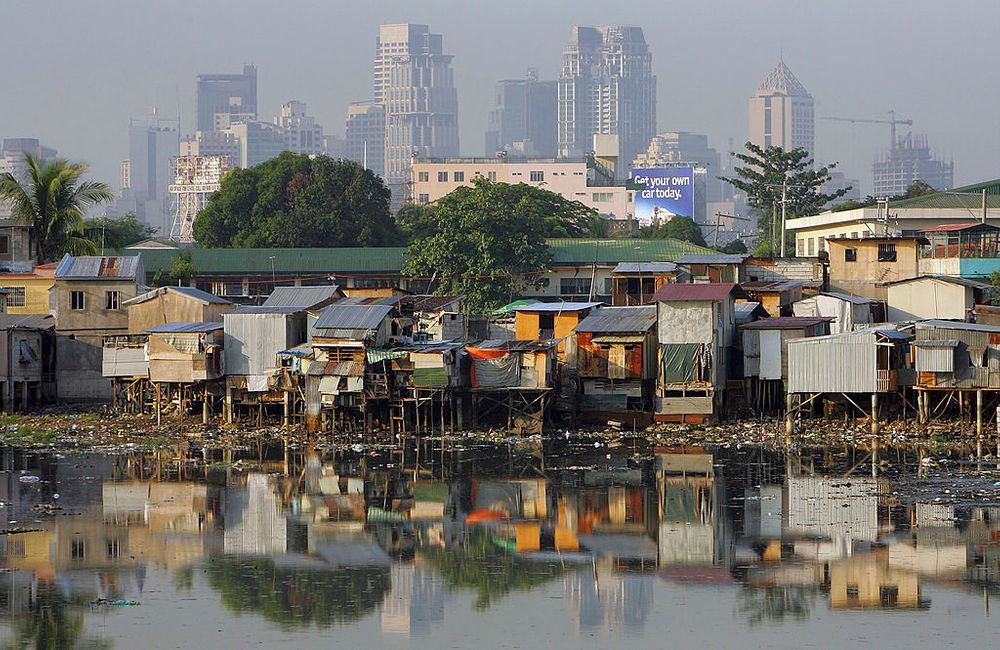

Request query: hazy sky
[{"left": 4, "top": 0, "right": 998, "bottom": 197}]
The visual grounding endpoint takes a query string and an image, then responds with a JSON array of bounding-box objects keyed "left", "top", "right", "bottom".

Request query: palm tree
[{"left": 0, "top": 153, "right": 113, "bottom": 263}]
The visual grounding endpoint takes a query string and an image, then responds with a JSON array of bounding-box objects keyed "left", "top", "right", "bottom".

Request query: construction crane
[{"left": 820, "top": 110, "right": 913, "bottom": 151}]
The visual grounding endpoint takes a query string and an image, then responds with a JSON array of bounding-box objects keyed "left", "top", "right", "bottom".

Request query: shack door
[
  {"left": 608, "top": 344, "right": 627, "bottom": 379},
  {"left": 759, "top": 330, "right": 783, "bottom": 380}
]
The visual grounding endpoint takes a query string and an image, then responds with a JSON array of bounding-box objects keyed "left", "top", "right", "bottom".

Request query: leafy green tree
[
  {"left": 0, "top": 154, "right": 112, "bottom": 263},
  {"left": 193, "top": 152, "right": 399, "bottom": 248},
  {"left": 403, "top": 178, "right": 594, "bottom": 312},
  {"left": 83, "top": 212, "right": 157, "bottom": 251},
  {"left": 640, "top": 216, "right": 707, "bottom": 246},
  {"left": 718, "top": 239, "right": 748, "bottom": 254},
  {"left": 720, "top": 143, "right": 848, "bottom": 255},
  {"left": 151, "top": 251, "right": 197, "bottom": 287}
]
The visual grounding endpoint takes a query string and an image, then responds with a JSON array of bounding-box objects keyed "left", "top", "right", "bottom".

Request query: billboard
[{"left": 632, "top": 167, "right": 695, "bottom": 225}]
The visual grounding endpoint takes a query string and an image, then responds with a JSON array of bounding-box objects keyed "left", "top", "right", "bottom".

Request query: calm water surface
[{"left": 0, "top": 440, "right": 997, "bottom": 649}]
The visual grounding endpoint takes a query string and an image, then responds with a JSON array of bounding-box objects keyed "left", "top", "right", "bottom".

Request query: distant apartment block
[
  {"left": 558, "top": 26, "right": 656, "bottom": 174},
  {"left": 274, "top": 101, "right": 325, "bottom": 156},
  {"left": 115, "top": 115, "right": 178, "bottom": 233},
  {"left": 196, "top": 64, "right": 258, "bottom": 133},
  {"left": 344, "top": 101, "right": 386, "bottom": 176},
  {"left": 485, "top": 70, "right": 558, "bottom": 158},
  {"left": 377, "top": 24, "right": 460, "bottom": 189},
  {"left": 0, "top": 138, "right": 58, "bottom": 219},
  {"left": 873, "top": 133, "right": 953, "bottom": 197},
  {"left": 748, "top": 61, "right": 814, "bottom": 155},
  {"left": 409, "top": 158, "right": 634, "bottom": 223}
]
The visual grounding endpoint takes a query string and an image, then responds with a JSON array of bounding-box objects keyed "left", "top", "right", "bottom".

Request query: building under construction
[{"left": 873, "top": 132, "right": 953, "bottom": 198}]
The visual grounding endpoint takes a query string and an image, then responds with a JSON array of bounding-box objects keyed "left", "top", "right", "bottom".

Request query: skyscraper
[
  {"left": 873, "top": 132, "right": 953, "bottom": 197},
  {"left": 274, "top": 101, "right": 325, "bottom": 156},
  {"left": 747, "top": 61, "right": 814, "bottom": 155},
  {"left": 344, "top": 101, "right": 386, "bottom": 176},
  {"left": 557, "top": 26, "right": 656, "bottom": 174},
  {"left": 485, "top": 70, "right": 558, "bottom": 157},
  {"left": 196, "top": 64, "right": 258, "bottom": 133},
  {"left": 117, "top": 113, "right": 178, "bottom": 233},
  {"left": 376, "top": 24, "right": 459, "bottom": 190}
]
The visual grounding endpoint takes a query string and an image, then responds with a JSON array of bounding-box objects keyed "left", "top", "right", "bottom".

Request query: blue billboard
[{"left": 632, "top": 167, "right": 695, "bottom": 225}]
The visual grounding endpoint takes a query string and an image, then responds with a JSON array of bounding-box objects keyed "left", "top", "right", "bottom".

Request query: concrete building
[
  {"left": 558, "top": 26, "right": 655, "bottom": 174},
  {"left": 748, "top": 61, "right": 814, "bottom": 156},
  {"left": 485, "top": 69, "right": 558, "bottom": 158},
  {"left": 196, "top": 64, "right": 258, "bottom": 133},
  {"left": 409, "top": 158, "right": 635, "bottom": 222},
  {"left": 274, "top": 100, "right": 325, "bottom": 156},
  {"left": 118, "top": 114, "right": 178, "bottom": 233},
  {"left": 826, "top": 236, "right": 923, "bottom": 301},
  {"left": 873, "top": 132, "right": 953, "bottom": 197},
  {"left": 179, "top": 129, "right": 241, "bottom": 167},
  {"left": 631, "top": 131, "right": 724, "bottom": 221},
  {"left": 377, "top": 23, "right": 460, "bottom": 192},
  {"left": 344, "top": 101, "right": 386, "bottom": 176}
]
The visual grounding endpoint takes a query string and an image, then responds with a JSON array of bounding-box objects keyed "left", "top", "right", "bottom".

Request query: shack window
[
  {"left": 105, "top": 290, "right": 121, "bottom": 310},
  {"left": 878, "top": 243, "right": 897, "bottom": 262},
  {"left": 845, "top": 248, "right": 857, "bottom": 262},
  {"left": 0, "top": 235, "right": 9, "bottom": 257},
  {"left": 70, "top": 291, "right": 85, "bottom": 310},
  {"left": 538, "top": 313, "right": 554, "bottom": 339}
]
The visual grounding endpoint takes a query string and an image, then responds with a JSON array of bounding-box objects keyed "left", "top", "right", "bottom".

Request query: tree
[
  {"left": 718, "top": 239, "right": 748, "bottom": 254},
  {"left": 402, "top": 178, "right": 570, "bottom": 313},
  {"left": 0, "top": 154, "right": 113, "bottom": 263},
  {"left": 640, "top": 216, "right": 707, "bottom": 246},
  {"left": 831, "top": 179, "right": 939, "bottom": 212},
  {"left": 83, "top": 213, "right": 157, "bottom": 251},
  {"left": 720, "top": 143, "right": 849, "bottom": 256},
  {"left": 151, "top": 251, "right": 197, "bottom": 287},
  {"left": 193, "top": 152, "right": 400, "bottom": 248}
]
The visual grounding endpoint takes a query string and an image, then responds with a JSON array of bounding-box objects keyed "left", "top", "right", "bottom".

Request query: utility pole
[
  {"left": 711, "top": 212, "right": 751, "bottom": 249},
  {"left": 779, "top": 179, "right": 788, "bottom": 258}
]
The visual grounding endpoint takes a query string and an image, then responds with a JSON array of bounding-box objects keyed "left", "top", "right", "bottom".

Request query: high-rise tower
[
  {"left": 196, "top": 64, "right": 258, "bottom": 133},
  {"left": 747, "top": 61, "right": 814, "bottom": 155}
]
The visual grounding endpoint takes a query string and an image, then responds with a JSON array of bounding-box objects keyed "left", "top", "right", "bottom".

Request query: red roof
[
  {"left": 650, "top": 282, "right": 740, "bottom": 303},
  {"left": 741, "top": 316, "right": 833, "bottom": 330},
  {"left": 920, "top": 223, "right": 996, "bottom": 233}
]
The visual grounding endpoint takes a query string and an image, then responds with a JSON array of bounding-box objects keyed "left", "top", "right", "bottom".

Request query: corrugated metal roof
[
  {"left": 513, "top": 301, "right": 601, "bottom": 313},
  {"left": 574, "top": 306, "right": 656, "bottom": 333},
  {"left": 0, "top": 314, "right": 54, "bottom": 330},
  {"left": 123, "top": 285, "right": 232, "bottom": 307},
  {"left": 741, "top": 280, "right": 804, "bottom": 292},
  {"left": 263, "top": 285, "right": 341, "bottom": 309},
  {"left": 146, "top": 321, "right": 224, "bottom": 333},
  {"left": 741, "top": 316, "right": 833, "bottom": 330},
  {"left": 917, "top": 319, "right": 1000, "bottom": 333},
  {"left": 883, "top": 275, "right": 992, "bottom": 290},
  {"left": 314, "top": 303, "right": 394, "bottom": 331},
  {"left": 133, "top": 247, "right": 407, "bottom": 275},
  {"left": 591, "top": 334, "right": 646, "bottom": 344},
  {"left": 547, "top": 238, "right": 714, "bottom": 266},
  {"left": 820, "top": 291, "right": 876, "bottom": 305},
  {"left": 676, "top": 253, "right": 749, "bottom": 265},
  {"left": 913, "top": 339, "right": 960, "bottom": 348},
  {"left": 55, "top": 254, "right": 141, "bottom": 279},
  {"left": 231, "top": 306, "right": 303, "bottom": 314},
  {"left": 920, "top": 223, "right": 998, "bottom": 233},
  {"left": 471, "top": 339, "right": 559, "bottom": 351},
  {"left": 612, "top": 262, "right": 678, "bottom": 274},
  {"left": 734, "top": 301, "right": 765, "bottom": 325},
  {"left": 397, "top": 295, "right": 461, "bottom": 312},
  {"left": 650, "top": 283, "right": 740, "bottom": 303}
]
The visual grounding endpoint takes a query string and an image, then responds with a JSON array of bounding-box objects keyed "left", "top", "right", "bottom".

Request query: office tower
[
  {"left": 196, "top": 64, "right": 258, "bottom": 133},
  {"left": 748, "top": 61, "right": 814, "bottom": 155},
  {"left": 344, "top": 101, "right": 385, "bottom": 175},
  {"left": 274, "top": 101, "right": 325, "bottom": 156},
  {"left": 485, "top": 69, "right": 558, "bottom": 157},
  {"left": 557, "top": 26, "right": 656, "bottom": 174},
  {"left": 376, "top": 23, "right": 460, "bottom": 189},
  {"left": 226, "top": 121, "right": 285, "bottom": 168},
  {"left": 118, "top": 113, "right": 178, "bottom": 233},
  {"left": 0, "top": 139, "right": 58, "bottom": 218},
  {"left": 873, "top": 133, "right": 953, "bottom": 197}
]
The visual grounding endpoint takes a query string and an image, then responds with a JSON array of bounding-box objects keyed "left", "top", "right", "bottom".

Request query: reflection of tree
[
  {"left": 4, "top": 583, "right": 110, "bottom": 650},
  {"left": 421, "top": 527, "right": 565, "bottom": 611},
  {"left": 736, "top": 585, "right": 816, "bottom": 627},
  {"left": 203, "top": 556, "right": 390, "bottom": 629}
]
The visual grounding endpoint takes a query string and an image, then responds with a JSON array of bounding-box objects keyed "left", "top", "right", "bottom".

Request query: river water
[{"left": 0, "top": 440, "right": 997, "bottom": 649}]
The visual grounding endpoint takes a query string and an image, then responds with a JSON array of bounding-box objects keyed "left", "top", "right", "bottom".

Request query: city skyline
[{"left": 1, "top": 1, "right": 996, "bottom": 198}]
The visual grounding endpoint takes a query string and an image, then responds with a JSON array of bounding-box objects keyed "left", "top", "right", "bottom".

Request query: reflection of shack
[
  {"left": 145, "top": 322, "right": 225, "bottom": 423},
  {"left": 652, "top": 283, "right": 741, "bottom": 422},
  {"left": 828, "top": 550, "right": 926, "bottom": 609},
  {"left": 0, "top": 314, "right": 54, "bottom": 410},
  {"left": 610, "top": 262, "right": 682, "bottom": 306},
  {"left": 912, "top": 319, "right": 1000, "bottom": 424},
  {"left": 741, "top": 317, "right": 831, "bottom": 412},
  {"left": 306, "top": 302, "right": 394, "bottom": 432},
  {"left": 656, "top": 448, "right": 718, "bottom": 566},
  {"left": 465, "top": 340, "right": 558, "bottom": 434},
  {"left": 224, "top": 473, "right": 288, "bottom": 555},
  {"left": 786, "top": 327, "right": 913, "bottom": 428},
  {"left": 380, "top": 563, "right": 446, "bottom": 638},
  {"left": 572, "top": 306, "right": 657, "bottom": 423},
  {"left": 785, "top": 477, "right": 888, "bottom": 548},
  {"left": 224, "top": 306, "right": 310, "bottom": 424},
  {"left": 390, "top": 341, "right": 468, "bottom": 435}
]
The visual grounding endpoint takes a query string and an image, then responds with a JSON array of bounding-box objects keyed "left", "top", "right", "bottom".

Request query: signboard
[{"left": 632, "top": 167, "right": 695, "bottom": 225}]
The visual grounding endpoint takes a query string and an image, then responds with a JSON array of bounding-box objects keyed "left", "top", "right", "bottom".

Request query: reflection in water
[{"left": 0, "top": 442, "right": 998, "bottom": 645}]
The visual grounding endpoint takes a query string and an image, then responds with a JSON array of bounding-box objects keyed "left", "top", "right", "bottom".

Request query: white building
[
  {"left": 748, "top": 61, "right": 814, "bottom": 156},
  {"left": 0, "top": 138, "right": 58, "bottom": 218},
  {"left": 274, "top": 100, "right": 325, "bottom": 156},
  {"left": 558, "top": 26, "right": 656, "bottom": 174}
]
